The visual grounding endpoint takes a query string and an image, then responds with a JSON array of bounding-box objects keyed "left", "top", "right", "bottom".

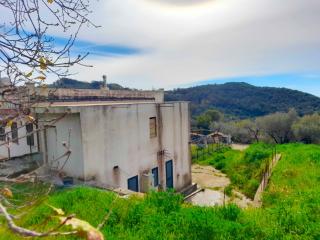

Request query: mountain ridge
[
  {"left": 165, "top": 82, "right": 320, "bottom": 118},
  {"left": 50, "top": 79, "right": 320, "bottom": 118}
]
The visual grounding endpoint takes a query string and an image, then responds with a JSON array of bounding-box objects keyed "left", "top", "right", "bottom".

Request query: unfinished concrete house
[
  {"left": 0, "top": 84, "right": 192, "bottom": 193},
  {"left": 0, "top": 80, "right": 39, "bottom": 160}
]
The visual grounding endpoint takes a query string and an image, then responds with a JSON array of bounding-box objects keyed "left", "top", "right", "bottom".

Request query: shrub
[
  {"left": 146, "top": 190, "right": 182, "bottom": 214},
  {"left": 220, "top": 204, "right": 241, "bottom": 221},
  {"left": 224, "top": 185, "right": 233, "bottom": 197}
]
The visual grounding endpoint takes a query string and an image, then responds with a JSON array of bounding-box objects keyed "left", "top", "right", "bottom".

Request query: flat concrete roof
[
  {"left": 33, "top": 100, "right": 190, "bottom": 108},
  {"left": 33, "top": 101, "right": 157, "bottom": 108}
]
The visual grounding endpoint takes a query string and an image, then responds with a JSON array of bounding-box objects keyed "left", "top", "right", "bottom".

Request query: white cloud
[{"left": 62, "top": 0, "right": 320, "bottom": 89}]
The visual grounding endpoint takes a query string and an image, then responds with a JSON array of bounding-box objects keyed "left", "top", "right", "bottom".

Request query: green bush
[
  {"left": 195, "top": 143, "right": 272, "bottom": 199},
  {"left": 224, "top": 185, "right": 233, "bottom": 197},
  {"left": 220, "top": 204, "right": 241, "bottom": 221},
  {"left": 215, "top": 161, "right": 226, "bottom": 170}
]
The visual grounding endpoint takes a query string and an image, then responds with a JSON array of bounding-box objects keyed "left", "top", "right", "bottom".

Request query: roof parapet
[{"left": 34, "top": 87, "right": 164, "bottom": 103}]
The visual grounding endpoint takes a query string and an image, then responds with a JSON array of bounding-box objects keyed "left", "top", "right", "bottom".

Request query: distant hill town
[{"left": 52, "top": 79, "right": 320, "bottom": 119}]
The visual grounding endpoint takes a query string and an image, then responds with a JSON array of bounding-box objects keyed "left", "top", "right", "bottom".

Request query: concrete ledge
[{"left": 179, "top": 183, "right": 198, "bottom": 197}]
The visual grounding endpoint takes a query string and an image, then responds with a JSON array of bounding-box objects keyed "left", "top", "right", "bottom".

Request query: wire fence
[{"left": 191, "top": 143, "right": 226, "bottom": 163}]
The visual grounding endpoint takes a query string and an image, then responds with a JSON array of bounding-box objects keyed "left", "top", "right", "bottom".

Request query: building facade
[
  {"left": 0, "top": 85, "right": 192, "bottom": 192},
  {"left": 35, "top": 101, "right": 191, "bottom": 192},
  {"left": 0, "top": 121, "right": 39, "bottom": 160}
]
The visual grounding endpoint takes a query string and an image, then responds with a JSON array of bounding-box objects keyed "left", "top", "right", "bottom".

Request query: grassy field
[
  {"left": 192, "top": 143, "right": 274, "bottom": 198},
  {"left": 0, "top": 143, "right": 319, "bottom": 239}
]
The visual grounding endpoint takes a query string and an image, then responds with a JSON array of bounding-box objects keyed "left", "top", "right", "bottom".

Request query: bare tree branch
[
  {"left": 0, "top": 202, "right": 77, "bottom": 237},
  {"left": 0, "top": 0, "right": 97, "bottom": 84}
]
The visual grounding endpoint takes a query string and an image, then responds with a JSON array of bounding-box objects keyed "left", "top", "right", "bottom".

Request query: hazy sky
[{"left": 54, "top": 0, "right": 320, "bottom": 96}]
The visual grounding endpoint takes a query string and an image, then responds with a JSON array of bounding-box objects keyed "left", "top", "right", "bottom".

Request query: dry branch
[
  {"left": 0, "top": 201, "right": 77, "bottom": 237},
  {"left": 0, "top": 0, "right": 97, "bottom": 84}
]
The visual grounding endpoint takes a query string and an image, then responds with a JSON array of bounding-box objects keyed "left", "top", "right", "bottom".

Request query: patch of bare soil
[
  {"left": 191, "top": 164, "right": 253, "bottom": 208},
  {"left": 192, "top": 164, "right": 230, "bottom": 189},
  {"left": 231, "top": 144, "right": 249, "bottom": 151}
]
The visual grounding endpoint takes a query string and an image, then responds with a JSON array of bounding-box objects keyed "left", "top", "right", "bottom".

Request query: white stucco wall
[
  {"left": 160, "top": 102, "right": 191, "bottom": 190},
  {"left": 38, "top": 101, "right": 191, "bottom": 192},
  {"left": 0, "top": 122, "right": 38, "bottom": 159},
  {"left": 79, "top": 104, "right": 160, "bottom": 189},
  {"left": 38, "top": 113, "right": 84, "bottom": 178},
  {"left": 79, "top": 102, "right": 191, "bottom": 191}
]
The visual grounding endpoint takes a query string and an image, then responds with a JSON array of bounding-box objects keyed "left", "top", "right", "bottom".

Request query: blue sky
[
  {"left": 45, "top": 0, "right": 320, "bottom": 96},
  {"left": 183, "top": 74, "right": 320, "bottom": 97},
  {"left": 52, "top": 36, "right": 142, "bottom": 57}
]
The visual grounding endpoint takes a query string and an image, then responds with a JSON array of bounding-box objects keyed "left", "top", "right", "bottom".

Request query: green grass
[
  {"left": 0, "top": 187, "right": 245, "bottom": 240},
  {"left": 1, "top": 143, "right": 319, "bottom": 239},
  {"left": 192, "top": 143, "right": 273, "bottom": 198}
]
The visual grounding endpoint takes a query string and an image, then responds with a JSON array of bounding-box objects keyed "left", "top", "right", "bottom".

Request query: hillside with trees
[
  {"left": 51, "top": 78, "right": 129, "bottom": 90},
  {"left": 165, "top": 82, "right": 320, "bottom": 118},
  {"left": 195, "top": 108, "right": 320, "bottom": 144},
  {"left": 49, "top": 80, "right": 320, "bottom": 119}
]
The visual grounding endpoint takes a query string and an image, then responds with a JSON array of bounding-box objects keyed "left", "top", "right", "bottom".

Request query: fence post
[
  {"left": 196, "top": 147, "right": 199, "bottom": 162},
  {"left": 202, "top": 148, "right": 204, "bottom": 161}
]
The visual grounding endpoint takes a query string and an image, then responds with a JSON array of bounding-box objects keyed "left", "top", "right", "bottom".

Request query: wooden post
[
  {"left": 202, "top": 148, "right": 204, "bottom": 161},
  {"left": 196, "top": 147, "right": 199, "bottom": 162}
]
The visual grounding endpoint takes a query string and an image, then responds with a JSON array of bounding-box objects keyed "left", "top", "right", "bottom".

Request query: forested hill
[
  {"left": 50, "top": 78, "right": 129, "bottom": 90},
  {"left": 165, "top": 82, "right": 320, "bottom": 118},
  {"left": 51, "top": 79, "right": 320, "bottom": 119}
]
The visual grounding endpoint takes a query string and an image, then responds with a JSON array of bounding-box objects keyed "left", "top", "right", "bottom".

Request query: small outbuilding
[{"left": 208, "top": 131, "right": 232, "bottom": 145}]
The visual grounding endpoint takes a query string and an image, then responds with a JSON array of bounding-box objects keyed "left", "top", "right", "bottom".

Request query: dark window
[
  {"left": 11, "top": 122, "right": 18, "bottom": 143},
  {"left": 152, "top": 167, "right": 159, "bottom": 187},
  {"left": 26, "top": 123, "right": 34, "bottom": 146},
  {"left": 0, "top": 127, "right": 5, "bottom": 141},
  {"left": 149, "top": 117, "right": 157, "bottom": 138},
  {"left": 128, "top": 175, "right": 139, "bottom": 192}
]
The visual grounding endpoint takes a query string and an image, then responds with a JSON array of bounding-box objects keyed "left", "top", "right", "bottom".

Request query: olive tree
[
  {"left": 237, "top": 119, "right": 260, "bottom": 143},
  {"left": 293, "top": 113, "right": 320, "bottom": 143},
  {"left": 256, "top": 109, "right": 298, "bottom": 144},
  {"left": 196, "top": 109, "right": 223, "bottom": 131},
  {"left": 210, "top": 120, "right": 253, "bottom": 143}
]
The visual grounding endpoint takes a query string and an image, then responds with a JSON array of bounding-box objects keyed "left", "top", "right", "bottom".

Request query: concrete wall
[
  {"left": 79, "top": 103, "right": 160, "bottom": 189},
  {"left": 160, "top": 102, "right": 191, "bottom": 190},
  {"left": 39, "top": 101, "right": 191, "bottom": 192},
  {"left": 79, "top": 102, "right": 191, "bottom": 191},
  {"left": 38, "top": 113, "right": 84, "bottom": 178},
  {"left": 0, "top": 122, "right": 38, "bottom": 159}
]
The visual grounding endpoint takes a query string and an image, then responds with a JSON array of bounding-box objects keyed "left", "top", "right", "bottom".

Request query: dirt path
[
  {"left": 192, "top": 164, "right": 230, "bottom": 189},
  {"left": 189, "top": 164, "right": 253, "bottom": 208},
  {"left": 231, "top": 144, "right": 249, "bottom": 151}
]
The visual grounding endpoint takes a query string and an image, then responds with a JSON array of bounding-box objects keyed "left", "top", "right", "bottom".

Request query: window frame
[
  {"left": 11, "top": 122, "right": 18, "bottom": 144},
  {"left": 0, "top": 126, "right": 5, "bottom": 141},
  {"left": 26, "top": 123, "right": 34, "bottom": 146},
  {"left": 149, "top": 117, "right": 157, "bottom": 138}
]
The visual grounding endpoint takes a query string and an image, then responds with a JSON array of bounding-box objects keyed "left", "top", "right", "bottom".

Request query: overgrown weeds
[{"left": 1, "top": 144, "right": 319, "bottom": 239}]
